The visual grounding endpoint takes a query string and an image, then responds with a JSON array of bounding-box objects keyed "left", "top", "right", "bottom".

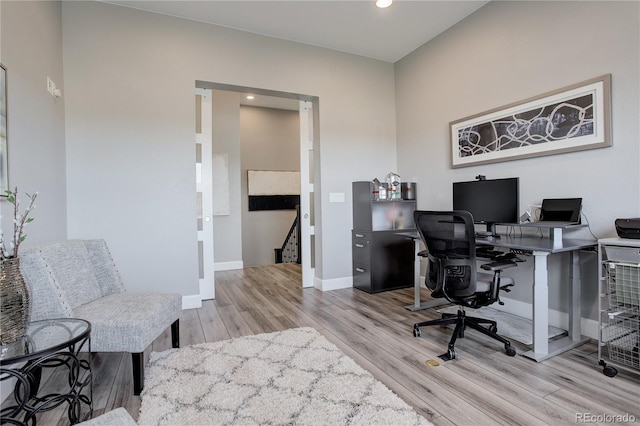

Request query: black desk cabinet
[
  {"left": 351, "top": 181, "right": 416, "bottom": 293},
  {"left": 352, "top": 230, "right": 414, "bottom": 293}
]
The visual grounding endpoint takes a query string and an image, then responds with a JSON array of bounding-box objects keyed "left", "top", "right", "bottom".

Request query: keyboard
[{"left": 476, "top": 247, "right": 501, "bottom": 259}]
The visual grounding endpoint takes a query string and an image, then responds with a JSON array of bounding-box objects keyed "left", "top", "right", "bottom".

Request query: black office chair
[{"left": 412, "top": 210, "right": 518, "bottom": 360}]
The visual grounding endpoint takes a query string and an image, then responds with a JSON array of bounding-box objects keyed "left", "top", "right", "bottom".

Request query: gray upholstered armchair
[{"left": 20, "top": 239, "right": 182, "bottom": 395}]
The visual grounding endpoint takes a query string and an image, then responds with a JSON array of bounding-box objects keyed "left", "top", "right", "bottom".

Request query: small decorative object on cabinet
[
  {"left": 597, "top": 238, "right": 640, "bottom": 377},
  {"left": 352, "top": 181, "right": 416, "bottom": 293}
]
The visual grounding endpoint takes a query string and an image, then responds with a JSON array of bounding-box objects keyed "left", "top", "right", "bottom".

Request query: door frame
[{"left": 195, "top": 80, "right": 319, "bottom": 295}]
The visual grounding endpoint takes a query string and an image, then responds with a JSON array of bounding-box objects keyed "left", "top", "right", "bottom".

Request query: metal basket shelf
[
  {"left": 603, "top": 309, "right": 640, "bottom": 370},
  {"left": 607, "top": 263, "right": 640, "bottom": 309}
]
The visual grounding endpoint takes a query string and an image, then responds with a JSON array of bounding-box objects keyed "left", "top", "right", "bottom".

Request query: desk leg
[
  {"left": 405, "top": 239, "right": 448, "bottom": 311},
  {"left": 564, "top": 251, "right": 590, "bottom": 351},
  {"left": 524, "top": 249, "right": 591, "bottom": 362},
  {"left": 569, "top": 251, "right": 581, "bottom": 340},
  {"left": 531, "top": 251, "right": 549, "bottom": 358},
  {"left": 413, "top": 239, "right": 420, "bottom": 307}
]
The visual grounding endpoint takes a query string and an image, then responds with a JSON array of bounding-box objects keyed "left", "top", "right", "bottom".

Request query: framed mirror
[{"left": 1, "top": 64, "right": 7, "bottom": 195}]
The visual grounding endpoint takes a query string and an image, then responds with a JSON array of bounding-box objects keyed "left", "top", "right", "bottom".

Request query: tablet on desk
[{"left": 539, "top": 198, "right": 582, "bottom": 224}]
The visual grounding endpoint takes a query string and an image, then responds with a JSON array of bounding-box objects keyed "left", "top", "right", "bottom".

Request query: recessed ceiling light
[
  {"left": 246, "top": 95, "right": 255, "bottom": 100},
  {"left": 376, "top": 0, "right": 392, "bottom": 8}
]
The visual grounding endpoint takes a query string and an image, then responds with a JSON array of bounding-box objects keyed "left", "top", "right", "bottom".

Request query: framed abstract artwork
[
  {"left": 1, "top": 64, "right": 8, "bottom": 195},
  {"left": 450, "top": 74, "right": 611, "bottom": 168}
]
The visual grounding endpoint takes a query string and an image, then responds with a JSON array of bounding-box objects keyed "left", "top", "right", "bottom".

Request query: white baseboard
[
  {"left": 182, "top": 294, "right": 203, "bottom": 310},
  {"left": 215, "top": 261, "right": 244, "bottom": 271},
  {"left": 314, "top": 276, "right": 352, "bottom": 291}
]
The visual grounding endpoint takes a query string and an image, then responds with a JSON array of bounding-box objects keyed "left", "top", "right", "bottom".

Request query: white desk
[
  {"left": 401, "top": 229, "right": 597, "bottom": 362},
  {"left": 478, "top": 234, "right": 596, "bottom": 361}
]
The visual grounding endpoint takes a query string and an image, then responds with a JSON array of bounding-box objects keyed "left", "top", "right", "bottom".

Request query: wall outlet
[
  {"left": 46, "top": 77, "right": 62, "bottom": 98},
  {"left": 47, "top": 77, "right": 55, "bottom": 95}
]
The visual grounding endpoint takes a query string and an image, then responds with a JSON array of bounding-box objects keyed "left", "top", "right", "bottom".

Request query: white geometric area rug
[{"left": 138, "top": 327, "right": 431, "bottom": 426}]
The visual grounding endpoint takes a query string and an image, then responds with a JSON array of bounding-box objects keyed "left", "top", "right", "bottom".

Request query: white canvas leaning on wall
[{"left": 247, "top": 170, "right": 300, "bottom": 196}]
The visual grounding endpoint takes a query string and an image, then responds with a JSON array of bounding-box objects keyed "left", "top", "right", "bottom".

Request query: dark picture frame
[{"left": 450, "top": 74, "right": 612, "bottom": 168}]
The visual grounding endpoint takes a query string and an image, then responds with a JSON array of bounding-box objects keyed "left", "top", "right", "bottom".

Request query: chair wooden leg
[
  {"left": 171, "top": 319, "right": 180, "bottom": 348},
  {"left": 132, "top": 352, "right": 144, "bottom": 395}
]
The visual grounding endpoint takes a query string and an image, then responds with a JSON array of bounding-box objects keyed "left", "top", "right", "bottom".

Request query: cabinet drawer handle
[
  {"left": 355, "top": 243, "right": 364, "bottom": 248},
  {"left": 355, "top": 233, "right": 364, "bottom": 238},
  {"left": 355, "top": 267, "right": 365, "bottom": 273}
]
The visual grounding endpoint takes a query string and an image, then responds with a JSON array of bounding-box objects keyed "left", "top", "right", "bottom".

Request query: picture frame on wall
[
  {"left": 247, "top": 170, "right": 300, "bottom": 211},
  {"left": 1, "top": 64, "right": 8, "bottom": 195},
  {"left": 450, "top": 74, "right": 612, "bottom": 168}
]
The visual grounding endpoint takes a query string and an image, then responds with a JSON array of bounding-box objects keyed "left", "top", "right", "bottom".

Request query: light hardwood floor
[{"left": 17, "top": 263, "right": 640, "bottom": 425}]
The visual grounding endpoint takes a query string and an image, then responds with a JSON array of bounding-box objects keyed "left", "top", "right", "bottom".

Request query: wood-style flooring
[{"left": 10, "top": 264, "right": 640, "bottom": 425}]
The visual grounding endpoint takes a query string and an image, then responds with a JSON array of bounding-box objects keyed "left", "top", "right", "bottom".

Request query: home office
[
  {"left": 400, "top": 175, "right": 598, "bottom": 362},
  {"left": 2, "top": 0, "right": 638, "bottom": 424}
]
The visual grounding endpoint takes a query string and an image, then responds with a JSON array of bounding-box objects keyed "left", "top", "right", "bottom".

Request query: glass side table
[{"left": 1, "top": 318, "right": 93, "bottom": 425}]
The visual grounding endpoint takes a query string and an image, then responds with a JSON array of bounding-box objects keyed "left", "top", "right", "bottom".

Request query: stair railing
[{"left": 274, "top": 205, "right": 301, "bottom": 264}]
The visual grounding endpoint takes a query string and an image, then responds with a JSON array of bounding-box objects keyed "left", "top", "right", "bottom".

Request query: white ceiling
[{"left": 102, "top": 0, "right": 490, "bottom": 63}]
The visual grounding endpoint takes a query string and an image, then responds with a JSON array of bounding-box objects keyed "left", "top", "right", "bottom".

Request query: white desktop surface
[
  {"left": 598, "top": 236, "right": 640, "bottom": 248},
  {"left": 510, "top": 222, "right": 586, "bottom": 229},
  {"left": 479, "top": 235, "right": 596, "bottom": 253}
]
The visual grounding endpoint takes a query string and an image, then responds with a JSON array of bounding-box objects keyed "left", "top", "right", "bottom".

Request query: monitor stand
[
  {"left": 487, "top": 223, "right": 497, "bottom": 236},
  {"left": 476, "top": 223, "right": 497, "bottom": 238}
]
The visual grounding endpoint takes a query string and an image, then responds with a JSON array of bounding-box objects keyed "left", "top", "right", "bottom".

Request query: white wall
[
  {"left": 395, "top": 1, "right": 640, "bottom": 321},
  {"left": 61, "top": 1, "right": 397, "bottom": 297},
  {"left": 0, "top": 1, "right": 67, "bottom": 247},
  {"left": 240, "top": 105, "right": 299, "bottom": 267}
]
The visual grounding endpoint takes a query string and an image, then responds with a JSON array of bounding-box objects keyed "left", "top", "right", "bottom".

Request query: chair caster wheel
[
  {"left": 438, "top": 348, "right": 457, "bottom": 361},
  {"left": 505, "top": 345, "right": 516, "bottom": 357},
  {"left": 413, "top": 326, "right": 421, "bottom": 337},
  {"left": 603, "top": 365, "right": 618, "bottom": 377}
]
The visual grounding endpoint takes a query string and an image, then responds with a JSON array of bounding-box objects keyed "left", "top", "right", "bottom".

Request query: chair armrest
[{"left": 480, "top": 260, "right": 517, "bottom": 272}]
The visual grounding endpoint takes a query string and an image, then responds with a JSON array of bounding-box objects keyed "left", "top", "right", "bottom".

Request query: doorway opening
[{"left": 195, "top": 81, "right": 319, "bottom": 300}]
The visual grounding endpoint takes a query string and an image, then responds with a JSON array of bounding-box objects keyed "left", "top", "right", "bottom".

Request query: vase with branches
[
  {"left": 0, "top": 187, "right": 38, "bottom": 343},
  {"left": 0, "top": 187, "right": 38, "bottom": 259}
]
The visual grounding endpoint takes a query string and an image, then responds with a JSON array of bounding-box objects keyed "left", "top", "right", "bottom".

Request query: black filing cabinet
[{"left": 352, "top": 181, "right": 416, "bottom": 293}]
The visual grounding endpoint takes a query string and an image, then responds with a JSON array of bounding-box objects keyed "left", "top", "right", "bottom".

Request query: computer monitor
[{"left": 452, "top": 177, "right": 519, "bottom": 235}]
